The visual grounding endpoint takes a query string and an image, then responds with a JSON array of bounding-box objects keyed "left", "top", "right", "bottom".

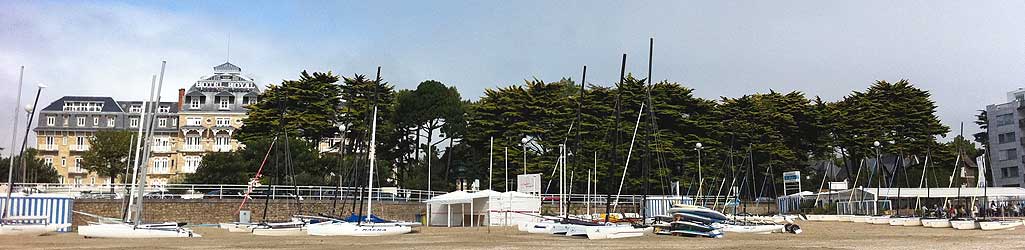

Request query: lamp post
[
  {"left": 873, "top": 140, "right": 881, "bottom": 214},
  {"left": 695, "top": 142, "right": 703, "bottom": 206},
  {"left": 521, "top": 137, "right": 530, "bottom": 175}
]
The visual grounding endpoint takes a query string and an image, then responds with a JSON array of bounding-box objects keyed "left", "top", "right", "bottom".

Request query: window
[
  {"left": 130, "top": 105, "right": 142, "bottom": 113},
  {"left": 130, "top": 118, "right": 139, "bottom": 127},
  {"left": 184, "top": 136, "right": 202, "bottom": 151},
  {"left": 1002, "top": 167, "right": 1020, "bottom": 178},
  {"left": 158, "top": 106, "right": 169, "bottom": 113},
  {"left": 74, "top": 157, "right": 83, "bottom": 173},
  {"left": 999, "top": 132, "right": 1017, "bottom": 144},
  {"left": 76, "top": 117, "right": 85, "bottom": 127},
  {"left": 93, "top": 117, "right": 99, "bottom": 126},
  {"left": 186, "top": 117, "right": 202, "bottom": 126},
  {"left": 215, "top": 117, "right": 231, "bottom": 126},
  {"left": 190, "top": 98, "right": 200, "bottom": 109},
  {"left": 74, "top": 177, "right": 82, "bottom": 185},
  {"left": 108, "top": 117, "right": 115, "bottom": 127},
  {"left": 219, "top": 98, "right": 230, "bottom": 110},
  {"left": 44, "top": 136, "right": 54, "bottom": 149},
  {"left": 76, "top": 136, "right": 86, "bottom": 147},
  {"left": 183, "top": 156, "right": 201, "bottom": 173},
  {"left": 171, "top": 118, "right": 178, "bottom": 126},
  {"left": 215, "top": 136, "right": 230, "bottom": 151},
  {"left": 62, "top": 101, "right": 103, "bottom": 112},
  {"left": 44, "top": 157, "right": 53, "bottom": 167},
  {"left": 60, "top": 157, "right": 66, "bottom": 167},
  {"left": 152, "top": 158, "right": 169, "bottom": 174},
  {"left": 62, "top": 136, "right": 67, "bottom": 145},
  {"left": 1001, "top": 148, "right": 1018, "bottom": 161},
  {"left": 158, "top": 118, "right": 167, "bottom": 127},
  {"left": 46, "top": 116, "right": 55, "bottom": 126},
  {"left": 995, "top": 113, "right": 1015, "bottom": 127}
]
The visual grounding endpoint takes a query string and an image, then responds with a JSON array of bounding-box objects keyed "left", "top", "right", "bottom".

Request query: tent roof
[{"left": 424, "top": 190, "right": 539, "bottom": 204}]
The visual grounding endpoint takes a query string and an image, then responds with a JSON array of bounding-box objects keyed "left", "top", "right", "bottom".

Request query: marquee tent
[{"left": 424, "top": 190, "right": 541, "bottom": 227}]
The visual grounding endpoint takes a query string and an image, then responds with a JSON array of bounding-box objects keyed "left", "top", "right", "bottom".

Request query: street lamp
[
  {"left": 872, "top": 140, "right": 881, "bottom": 214},
  {"left": 521, "top": 137, "right": 531, "bottom": 174},
  {"left": 695, "top": 142, "right": 703, "bottom": 205}
]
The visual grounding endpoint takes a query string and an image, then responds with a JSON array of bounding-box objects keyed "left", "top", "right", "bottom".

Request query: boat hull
[
  {"left": 307, "top": 222, "right": 411, "bottom": 236},
  {"left": 921, "top": 219, "right": 951, "bottom": 228},
  {"left": 851, "top": 216, "right": 870, "bottom": 223},
  {"left": 715, "top": 223, "right": 783, "bottom": 234},
  {"left": 78, "top": 223, "right": 200, "bottom": 238},
  {"left": 979, "top": 220, "right": 1021, "bottom": 231},
  {"left": 868, "top": 216, "right": 891, "bottom": 225},
  {"left": 901, "top": 217, "right": 922, "bottom": 226},
  {"left": 837, "top": 215, "right": 853, "bottom": 222},
  {"left": 585, "top": 225, "right": 646, "bottom": 240},
  {"left": 950, "top": 220, "right": 979, "bottom": 230},
  {"left": 0, "top": 223, "right": 67, "bottom": 236}
]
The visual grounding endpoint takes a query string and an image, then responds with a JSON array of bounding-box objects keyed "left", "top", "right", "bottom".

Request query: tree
[
  {"left": 0, "top": 149, "right": 60, "bottom": 183},
  {"left": 80, "top": 130, "right": 134, "bottom": 188},
  {"left": 393, "top": 80, "right": 466, "bottom": 189},
  {"left": 237, "top": 71, "right": 343, "bottom": 143},
  {"left": 185, "top": 137, "right": 342, "bottom": 186}
]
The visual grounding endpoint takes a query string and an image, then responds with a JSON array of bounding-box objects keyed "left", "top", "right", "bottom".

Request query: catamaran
[{"left": 77, "top": 62, "right": 200, "bottom": 238}]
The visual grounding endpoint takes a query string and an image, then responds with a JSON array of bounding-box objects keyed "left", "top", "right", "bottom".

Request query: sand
[{"left": 3, "top": 222, "right": 1023, "bottom": 250}]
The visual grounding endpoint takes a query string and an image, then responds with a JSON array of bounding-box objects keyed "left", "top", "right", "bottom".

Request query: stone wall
[{"left": 73, "top": 199, "right": 425, "bottom": 227}]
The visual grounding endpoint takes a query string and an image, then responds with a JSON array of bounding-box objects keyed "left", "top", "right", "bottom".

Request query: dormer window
[
  {"left": 129, "top": 105, "right": 142, "bottom": 113},
  {"left": 190, "top": 98, "right": 200, "bottom": 109},
  {"left": 219, "top": 98, "right": 230, "bottom": 110},
  {"left": 63, "top": 101, "right": 103, "bottom": 112},
  {"left": 159, "top": 106, "right": 170, "bottom": 113}
]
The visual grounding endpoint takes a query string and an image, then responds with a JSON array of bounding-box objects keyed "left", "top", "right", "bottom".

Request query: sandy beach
[{"left": 3, "top": 221, "right": 1023, "bottom": 250}]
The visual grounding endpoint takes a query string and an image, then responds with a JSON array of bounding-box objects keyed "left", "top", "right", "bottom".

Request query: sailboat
[
  {"left": 78, "top": 62, "right": 200, "bottom": 238},
  {"left": 307, "top": 106, "right": 412, "bottom": 236},
  {"left": 0, "top": 68, "right": 65, "bottom": 235},
  {"left": 974, "top": 152, "right": 1021, "bottom": 230}
]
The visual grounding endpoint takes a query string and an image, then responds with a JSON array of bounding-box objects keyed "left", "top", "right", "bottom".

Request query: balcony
[
  {"left": 181, "top": 145, "right": 204, "bottom": 152},
  {"left": 39, "top": 144, "right": 57, "bottom": 151},
  {"left": 68, "top": 167, "right": 87, "bottom": 174},
  {"left": 151, "top": 146, "right": 174, "bottom": 153},
  {"left": 70, "top": 145, "right": 89, "bottom": 152}
]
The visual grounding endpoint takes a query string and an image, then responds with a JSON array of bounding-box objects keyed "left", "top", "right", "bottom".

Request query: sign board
[
  {"left": 517, "top": 174, "right": 541, "bottom": 193},
  {"left": 828, "top": 181, "right": 848, "bottom": 191},
  {"left": 782, "top": 171, "right": 801, "bottom": 184}
]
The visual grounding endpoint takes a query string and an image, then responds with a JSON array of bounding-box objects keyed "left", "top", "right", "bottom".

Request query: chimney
[{"left": 177, "top": 88, "right": 185, "bottom": 110}]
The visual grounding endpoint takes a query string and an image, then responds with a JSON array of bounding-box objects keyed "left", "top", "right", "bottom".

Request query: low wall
[{"left": 72, "top": 199, "right": 424, "bottom": 228}]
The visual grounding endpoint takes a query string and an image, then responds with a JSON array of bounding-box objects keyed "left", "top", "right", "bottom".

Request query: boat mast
[
  {"left": 133, "top": 61, "right": 166, "bottom": 226},
  {"left": 363, "top": 66, "right": 382, "bottom": 223},
  {"left": 603, "top": 54, "right": 625, "bottom": 224},
  {"left": 125, "top": 76, "right": 154, "bottom": 222},
  {"left": 642, "top": 37, "right": 654, "bottom": 224},
  {"left": 2, "top": 66, "right": 24, "bottom": 222}
]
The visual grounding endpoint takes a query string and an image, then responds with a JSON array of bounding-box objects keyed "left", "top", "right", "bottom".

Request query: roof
[
  {"left": 213, "top": 62, "right": 241, "bottom": 73},
  {"left": 823, "top": 187, "right": 1025, "bottom": 199},
  {"left": 40, "top": 96, "right": 124, "bottom": 112},
  {"left": 423, "top": 190, "right": 534, "bottom": 204},
  {"left": 117, "top": 101, "right": 180, "bottom": 113}
]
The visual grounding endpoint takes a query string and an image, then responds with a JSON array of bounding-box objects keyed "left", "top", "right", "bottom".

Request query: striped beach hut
[{"left": 0, "top": 194, "right": 73, "bottom": 232}]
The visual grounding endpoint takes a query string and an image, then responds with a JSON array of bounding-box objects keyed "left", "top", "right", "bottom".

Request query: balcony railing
[
  {"left": 181, "top": 145, "right": 204, "bottom": 152},
  {"left": 39, "top": 144, "right": 57, "bottom": 151},
  {"left": 213, "top": 145, "right": 232, "bottom": 152},
  {"left": 68, "top": 167, "right": 87, "bottom": 174},
  {"left": 70, "top": 145, "right": 89, "bottom": 151},
  {"left": 151, "top": 146, "right": 173, "bottom": 153}
]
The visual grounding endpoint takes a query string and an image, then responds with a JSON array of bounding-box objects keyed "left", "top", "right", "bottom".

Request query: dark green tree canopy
[
  {"left": 237, "top": 71, "right": 343, "bottom": 143},
  {"left": 80, "top": 130, "right": 134, "bottom": 185}
]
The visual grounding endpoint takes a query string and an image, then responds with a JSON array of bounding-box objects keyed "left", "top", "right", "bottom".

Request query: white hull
[
  {"left": 901, "top": 217, "right": 922, "bottom": 226},
  {"left": 921, "top": 219, "right": 951, "bottom": 228},
  {"left": 715, "top": 223, "right": 784, "bottom": 234},
  {"left": 851, "top": 216, "right": 870, "bottom": 223},
  {"left": 837, "top": 215, "right": 853, "bottom": 222},
  {"left": 78, "top": 223, "right": 200, "bottom": 238},
  {"left": 0, "top": 223, "right": 68, "bottom": 236},
  {"left": 868, "top": 216, "right": 891, "bottom": 225},
  {"left": 888, "top": 218, "right": 907, "bottom": 226},
  {"left": 307, "top": 222, "right": 411, "bottom": 236},
  {"left": 550, "top": 223, "right": 570, "bottom": 235},
  {"left": 252, "top": 226, "right": 306, "bottom": 236},
  {"left": 526, "top": 222, "right": 555, "bottom": 234},
  {"left": 224, "top": 223, "right": 256, "bottom": 233},
  {"left": 564, "top": 224, "right": 590, "bottom": 237},
  {"left": 584, "top": 225, "right": 645, "bottom": 240},
  {"left": 805, "top": 214, "right": 838, "bottom": 221},
  {"left": 950, "top": 220, "right": 979, "bottom": 230},
  {"left": 979, "top": 220, "right": 1021, "bottom": 231}
]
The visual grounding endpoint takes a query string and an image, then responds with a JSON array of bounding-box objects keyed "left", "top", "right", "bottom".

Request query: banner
[{"left": 517, "top": 174, "right": 541, "bottom": 193}]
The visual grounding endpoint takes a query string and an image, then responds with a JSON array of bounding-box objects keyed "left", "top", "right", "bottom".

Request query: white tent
[{"left": 424, "top": 190, "right": 541, "bottom": 227}]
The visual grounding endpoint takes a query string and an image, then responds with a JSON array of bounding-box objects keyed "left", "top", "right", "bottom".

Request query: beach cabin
[{"left": 424, "top": 190, "right": 541, "bottom": 227}]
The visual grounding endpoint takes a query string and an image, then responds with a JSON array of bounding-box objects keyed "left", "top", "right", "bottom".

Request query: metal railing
[{"left": 9, "top": 183, "right": 446, "bottom": 202}]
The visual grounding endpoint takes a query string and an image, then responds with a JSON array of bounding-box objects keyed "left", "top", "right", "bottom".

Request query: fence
[{"left": 10, "top": 183, "right": 444, "bottom": 202}]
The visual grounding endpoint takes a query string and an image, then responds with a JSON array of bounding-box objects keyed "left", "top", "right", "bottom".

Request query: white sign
[
  {"left": 783, "top": 171, "right": 801, "bottom": 184},
  {"left": 828, "top": 181, "right": 848, "bottom": 190},
  {"left": 517, "top": 174, "right": 541, "bottom": 193}
]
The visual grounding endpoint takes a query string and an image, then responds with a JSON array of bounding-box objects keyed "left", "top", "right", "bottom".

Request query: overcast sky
[{"left": 2, "top": 0, "right": 1023, "bottom": 155}]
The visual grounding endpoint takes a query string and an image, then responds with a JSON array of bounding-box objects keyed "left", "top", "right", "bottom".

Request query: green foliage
[
  {"left": 80, "top": 130, "right": 134, "bottom": 184},
  {"left": 237, "top": 71, "right": 343, "bottom": 142},
  {"left": 1, "top": 149, "right": 60, "bottom": 183},
  {"left": 185, "top": 137, "right": 344, "bottom": 186},
  {"left": 393, "top": 80, "right": 467, "bottom": 189}
]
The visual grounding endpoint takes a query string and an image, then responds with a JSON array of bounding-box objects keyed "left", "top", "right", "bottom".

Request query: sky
[{"left": 1, "top": 0, "right": 1024, "bottom": 156}]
